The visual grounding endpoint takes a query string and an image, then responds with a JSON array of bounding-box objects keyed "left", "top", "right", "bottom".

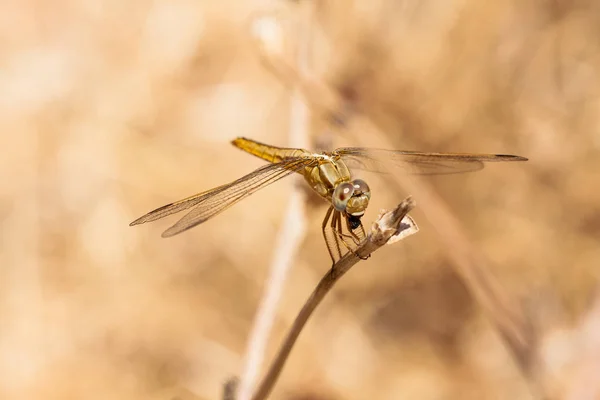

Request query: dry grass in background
[{"left": 1, "top": 0, "right": 599, "bottom": 399}]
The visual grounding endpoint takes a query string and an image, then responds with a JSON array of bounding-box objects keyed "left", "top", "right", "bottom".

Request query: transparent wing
[
  {"left": 336, "top": 147, "right": 528, "bottom": 175},
  {"left": 130, "top": 157, "right": 317, "bottom": 237}
]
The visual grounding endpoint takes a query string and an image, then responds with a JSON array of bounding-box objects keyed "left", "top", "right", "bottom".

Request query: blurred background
[{"left": 1, "top": 0, "right": 599, "bottom": 399}]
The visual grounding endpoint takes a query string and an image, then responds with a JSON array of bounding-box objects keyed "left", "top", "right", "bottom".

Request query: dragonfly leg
[
  {"left": 322, "top": 208, "right": 366, "bottom": 265},
  {"left": 345, "top": 218, "right": 363, "bottom": 245},
  {"left": 322, "top": 206, "right": 340, "bottom": 265},
  {"left": 335, "top": 212, "right": 353, "bottom": 244},
  {"left": 334, "top": 212, "right": 366, "bottom": 260},
  {"left": 330, "top": 211, "right": 345, "bottom": 262},
  {"left": 345, "top": 217, "right": 370, "bottom": 261},
  {"left": 359, "top": 222, "right": 366, "bottom": 238}
]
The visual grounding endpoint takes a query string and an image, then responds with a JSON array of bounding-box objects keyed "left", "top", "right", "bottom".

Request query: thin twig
[
  {"left": 250, "top": 197, "right": 418, "bottom": 400},
  {"left": 252, "top": 44, "right": 540, "bottom": 395},
  {"left": 236, "top": 4, "right": 314, "bottom": 400}
]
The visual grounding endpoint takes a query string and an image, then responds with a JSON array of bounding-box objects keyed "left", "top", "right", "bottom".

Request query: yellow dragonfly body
[{"left": 130, "top": 137, "right": 527, "bottom": 262}]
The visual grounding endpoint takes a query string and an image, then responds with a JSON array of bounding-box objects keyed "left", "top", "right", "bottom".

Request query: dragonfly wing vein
[
  {"left": 158, "top": 157, "right": 316, "bottom": 237},
  {"left": 337, "top": 147, "right": 524, "bottom": 175}
]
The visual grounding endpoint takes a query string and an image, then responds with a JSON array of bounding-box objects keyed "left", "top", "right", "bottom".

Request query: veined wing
[
  {"left": 336, "top": 147, "right": 528, "bottom": 175},
  {"left": 130, "top": 156, "right": 317, "bottom": 237}
]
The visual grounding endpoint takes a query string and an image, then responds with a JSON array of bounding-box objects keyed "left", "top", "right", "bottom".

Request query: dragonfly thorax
[
  {"left": 304, "top": 157, "right": 351, "bottom": 198},
  {"left": 304, "top": 158, "right": 371, "bottom": 218}
]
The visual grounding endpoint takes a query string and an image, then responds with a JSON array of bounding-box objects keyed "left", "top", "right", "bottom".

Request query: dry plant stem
[
  {"left": 250, "top": 198, "right": 416, "bottom": 400},
  {"left": 236, "top": 193, "right": 306, "bottom": 400},
  {"left": 236, "top": 4, "right": 314, "bottom": 400},
  {"left": 253, "top": 49, "right": 540, "bottom": 394}
]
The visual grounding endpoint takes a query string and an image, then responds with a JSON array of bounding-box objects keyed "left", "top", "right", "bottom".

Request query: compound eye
[
  {"left": 352, "top": 179, "right": 371, "bottom": 198},
  {"left": 332, "top": 182, "right": 355, "bottom": 211}
]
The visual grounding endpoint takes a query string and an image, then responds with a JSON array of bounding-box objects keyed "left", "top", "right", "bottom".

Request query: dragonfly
[{"left": 130, "top": 137, "right": 528, "bottom": 263}]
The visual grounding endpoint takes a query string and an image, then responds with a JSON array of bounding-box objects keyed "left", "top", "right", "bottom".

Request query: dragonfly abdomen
[{"left": 231, "top": 137, "right": 309, "bottom": 163}]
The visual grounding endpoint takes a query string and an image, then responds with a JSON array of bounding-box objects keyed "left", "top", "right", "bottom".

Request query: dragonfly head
[{"left": 332, "top": 179, "right": 371, "bottom": 229}]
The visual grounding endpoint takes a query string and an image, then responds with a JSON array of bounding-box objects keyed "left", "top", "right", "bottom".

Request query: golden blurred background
[{"left": 1, "top": 0, "right": 599, "bottom": 399}]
